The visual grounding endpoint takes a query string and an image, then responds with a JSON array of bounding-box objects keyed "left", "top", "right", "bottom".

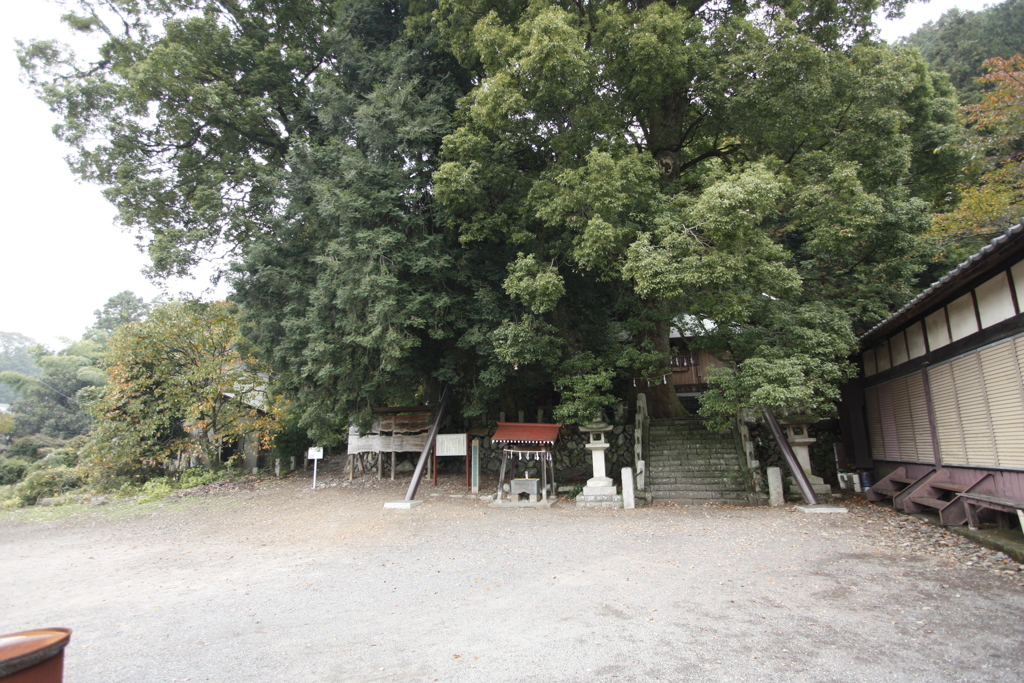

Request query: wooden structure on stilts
[{"left": 347, "top": 407, "right": 432, "bottom": 481}]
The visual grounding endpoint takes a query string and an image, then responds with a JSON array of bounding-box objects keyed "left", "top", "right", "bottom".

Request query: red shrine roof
[{"left": 491, "top": 422, "right": 562, "bottom": 444}]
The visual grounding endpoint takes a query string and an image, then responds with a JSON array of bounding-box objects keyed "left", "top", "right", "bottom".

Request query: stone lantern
[
  {"left": 577, "top": 418, "right": 622, "bottom": 508},
  {"left": 783, "top": 421, "right": 832, "bottom": 498},
  {"left": 784, "top": 423, "right": 815, "bottom": 475}
]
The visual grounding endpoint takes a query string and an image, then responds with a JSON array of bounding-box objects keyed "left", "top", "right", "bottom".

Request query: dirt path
[{"left": 2, "top": 463, "right": 1023, "bottom": 682}]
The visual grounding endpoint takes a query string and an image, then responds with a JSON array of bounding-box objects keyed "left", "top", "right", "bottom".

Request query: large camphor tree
[
  {"left": 22, "top": 0, "right": 959, "bottom": 439},
  {"left": 429, "top": 0, "right": 960, "bottom": 424}
]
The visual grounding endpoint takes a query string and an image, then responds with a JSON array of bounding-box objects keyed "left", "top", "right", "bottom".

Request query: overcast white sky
[{"left": 0, "top": 0, "right": 983, "bottom": 349}]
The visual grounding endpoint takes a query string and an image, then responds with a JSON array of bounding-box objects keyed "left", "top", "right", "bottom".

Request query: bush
[
  {"left": 0, "top": 458, "right": 29, "bottom": 486},
  {"left": 36, "top": 452, "right": 70, "bottom": 469},
  {"left": 177, "top": 468, "right": 226, "bottom": 489},
  {"left": 0, "top": 484, "right": 17, "bottom": 509},
  {"left": 11, "top": 466, "right": 83, "bottom": 505},
  {"left": 138, "top": 478, "right": 174, "bottom": 503},
  {"left": 6, "top": 435, "right": 64, "bottom": 461},
  {"left": 50, "top": 435, "right": 87, "bottom": 468}
]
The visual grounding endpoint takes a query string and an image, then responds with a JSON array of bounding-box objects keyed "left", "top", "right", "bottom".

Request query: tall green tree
[
  {"left": 231, "top": 0, "right": 495, "bottom": 442},
  {"left": 87, "top": 290, "right": 152, "bottom": 339},
  {"left": 19, "top": 0, "right": 334, "bottom": 277}
]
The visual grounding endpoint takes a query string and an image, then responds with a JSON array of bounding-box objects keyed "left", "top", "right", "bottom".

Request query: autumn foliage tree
[
  {"left": 932, "top": 55, "right": 1024, "bottom": 255},
  {"left": 83, "top": 301, "right": 279, "bottom": 482}
]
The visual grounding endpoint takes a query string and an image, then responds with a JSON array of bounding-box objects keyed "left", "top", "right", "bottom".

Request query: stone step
[
  {"left": 645, "top": 417, "right": 759, "bottom": 506},
  {"left": 649, "top": 436, "right": 736, "bottom": 440},
  {"left": 649, "top": 463, "right": 742, "bottom": 471},
  {"left": 647, "top": 446, "right": 737, "bottom": 450},
  {"left": 650, "top": 474, "right": 742, "bottom": 482},
  {"left": 651, "top": 481, "right": 750, "bottom": 491},
  {"left": 652, "top": 495, "right": 763, "bottom": 506},
  {"left": 649, "top": 449, "right": 737, "bottom": 454},
  {"left": 650, "top": 467, "right": 740, "bottom": 475},
  {"left": 651, "top": 487, "right": 750, "bottom": 495},
  {"left": 650, "top": 457, "right": 741, "bottom": 463},
  {"left": 648, "top": 491, "right": 751, "bottom": 501},
  {"left": 650, "top": 478, "right": 745, "bottom": 487}
]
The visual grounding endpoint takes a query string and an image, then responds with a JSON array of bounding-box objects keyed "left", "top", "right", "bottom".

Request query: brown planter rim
[{"left": 0, "top": 628, "right": 72, "bottom": 679}]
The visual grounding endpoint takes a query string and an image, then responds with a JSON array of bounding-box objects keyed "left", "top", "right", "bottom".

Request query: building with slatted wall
[{"left": 841, "top": 221, "right": 1024, "bottom": 516}]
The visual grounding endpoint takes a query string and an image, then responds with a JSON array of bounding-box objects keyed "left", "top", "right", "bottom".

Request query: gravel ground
[{"left": 2, "top": 461, "right": 1023, "bottom": 682}]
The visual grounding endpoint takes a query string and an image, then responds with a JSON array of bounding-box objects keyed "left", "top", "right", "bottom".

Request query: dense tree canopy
[
  {"left": 24, "top": 0, "right": 963, "bottom": 436},
  {"left": 931, "top": 55, "right": 1024, "bottom": 257},
  {"left": 431, "top": 0, "right": 958, "bottom": 424}
]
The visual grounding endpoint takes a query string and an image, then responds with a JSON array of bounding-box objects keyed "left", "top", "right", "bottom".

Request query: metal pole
[
  {"left": 762, "top": 407, "right": 818, "bottom": 505},
  {"left": 404, "top": 387, "right": 450, "bottom": 502},
  {"left": 312, "top": 459, "right": 318, "bottom": 490}
]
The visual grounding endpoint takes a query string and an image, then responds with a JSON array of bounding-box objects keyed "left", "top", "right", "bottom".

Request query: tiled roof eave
[{"left": 860, "top": 220, "right": 1024, "bottom": 345}]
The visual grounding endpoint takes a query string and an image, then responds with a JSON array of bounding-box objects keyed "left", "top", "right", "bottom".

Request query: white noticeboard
[
  {"left": 435, "top": 433, "right": 468, "bottom": 456},
  {"left": 307, "top": 447, "right": 323, "bottom": 489}
]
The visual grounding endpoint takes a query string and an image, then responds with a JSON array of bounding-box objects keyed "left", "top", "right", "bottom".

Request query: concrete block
[{"left": 384, "top": 500, "right": 423, "bottom": 509}]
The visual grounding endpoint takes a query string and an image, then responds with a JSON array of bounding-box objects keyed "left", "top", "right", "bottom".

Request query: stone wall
[{"left": 476, "top": 424, "right": 635, "bottom": 483}]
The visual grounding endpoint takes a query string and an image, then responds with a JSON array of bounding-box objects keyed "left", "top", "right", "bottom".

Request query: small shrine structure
[{"left": 491, "top": 422, "right": 561, "bottom": 505}]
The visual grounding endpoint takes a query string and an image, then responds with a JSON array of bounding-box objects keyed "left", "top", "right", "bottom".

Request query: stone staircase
[{"left": 647, "top": 418, "right": 764, "bottom": 506}]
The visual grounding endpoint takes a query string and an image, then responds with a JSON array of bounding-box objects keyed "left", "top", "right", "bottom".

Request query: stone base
[
  {"left": 489, "top": 497, "right": 559, "bottom": 509},
  {"left": 788, "top": 472, "right": 833, "bottom": 499},
  {"left": 582, "top": 484, "right": 617, "bottom": 497},
  {"left": 576, "top": 493, "right": 624, "bottom": 509},
  {"left": 383, "top": 500, "right": 423, "bottom": 509}
]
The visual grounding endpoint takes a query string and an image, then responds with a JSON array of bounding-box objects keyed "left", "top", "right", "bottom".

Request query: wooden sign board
[
  {"left": 435, "top": 433, "right": 468, "bottom": 456},
  {"left": 307, "top": 447, "right": 324, "bottom": 460}
]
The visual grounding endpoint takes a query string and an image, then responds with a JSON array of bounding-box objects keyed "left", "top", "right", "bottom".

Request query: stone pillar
[
  {"left": 767, "top": 467, "right": 784, "bottom": 507},
  {"left": 622, "top": 467, "right": 636, "bottom": 510},
  {"left": 634, "top": 393, "right": 648, "bottom": 491}
]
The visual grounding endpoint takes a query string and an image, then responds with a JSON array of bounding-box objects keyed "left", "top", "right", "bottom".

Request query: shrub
[
  {"left": 6, "top": 435, "right": 62, "bottom": 460},
  {"left": 0, "top": 458, "right": 29, "bottom": 486},
  {"left": 0, "top": 484, "right": 17, "bottom": 509},
  {"left": 177, "top": 468, "right": 226, "bottom": 489},
  {"left": 12, "top": 466, "right": 83, "bottom": 505},
  {"left": 138, "top": 478, "right": 174, "bottom": 503}
]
